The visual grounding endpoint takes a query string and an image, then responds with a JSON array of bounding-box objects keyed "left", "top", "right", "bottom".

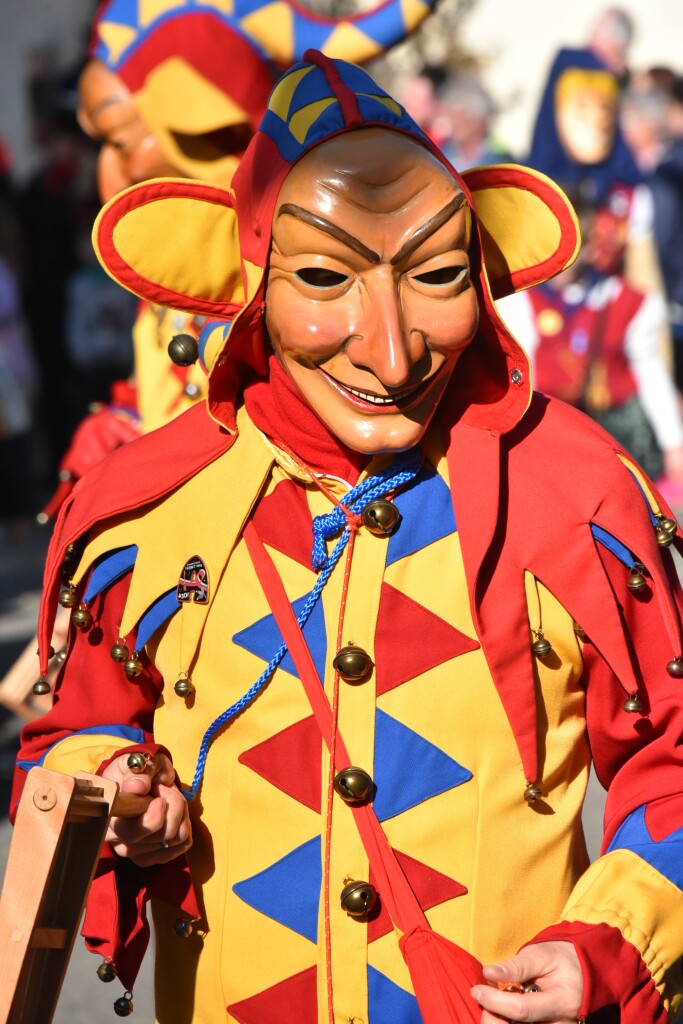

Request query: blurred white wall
[{"left": 0, "top": 0, "right": 92, "bottom": 179}]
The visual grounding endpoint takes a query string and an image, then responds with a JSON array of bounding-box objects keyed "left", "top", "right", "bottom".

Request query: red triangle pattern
[
  {"left": 238, "top": 715, "right": 321, "bottom": 812},
  {"left": 375, "top": 582, "right": 480, "bottom": 696},
  {"left": 367, "top": 848, "right": 467, "bottom": 943},
  {"left": 251, "top": 478, "right": 315, "bottom": 569},
  {"left": 227, "top": 964, "right": 317, "bottom": 1024}
]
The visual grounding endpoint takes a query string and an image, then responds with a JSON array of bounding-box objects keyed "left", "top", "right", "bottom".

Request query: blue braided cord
[
  {"left": 183, "top": 529, "right": 349, "bottom": 800},
  {"left": 183, "top": 453, "right": 421, "bottom": 800},
  {"left": 623, "top": 466, "right": 660, "bottom": 528},
  {"left": 591, "top": 523, "right": 639, "bottom": 568},
  {"left": 311, "top": 454, "right": 422, "bottom": 569}
]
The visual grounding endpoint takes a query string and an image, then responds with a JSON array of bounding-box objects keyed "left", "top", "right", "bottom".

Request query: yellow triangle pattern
[
  {"left": 400, "top": 0, "right": 431, "bottom": 31},
  {"left": 360, "top": 93, "right": 402, "bottom": 117},
  {"left": 319, "top": 22, "right": 382, "bottom": 63},
  {"left": 289, "top": 98, "right": 336, "bottom": 143},
  {"left": 268, "top": 66, "right": 313, "bottom": 122},
  {"left": 98, "top": 22, "right": 139, "bottom": 64},
  {"left": 238, "top": 2, "right": 294, "bottom": 65}
]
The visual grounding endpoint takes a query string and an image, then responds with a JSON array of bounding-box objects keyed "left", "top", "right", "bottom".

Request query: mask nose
[{"left": 346, "top": 267, "right": 425, "bottom": 388}]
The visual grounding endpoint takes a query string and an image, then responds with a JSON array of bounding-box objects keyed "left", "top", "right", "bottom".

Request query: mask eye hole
[
  {"left": 413, "top": 266, "right": 466, "bottom": 286},
  {"left": 294, "top": 267, "right": 349, "bottom": 288}
]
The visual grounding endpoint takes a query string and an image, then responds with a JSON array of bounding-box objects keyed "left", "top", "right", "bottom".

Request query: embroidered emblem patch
[{"left": 177, "top": 555, "right": 209, "bottom": 603}]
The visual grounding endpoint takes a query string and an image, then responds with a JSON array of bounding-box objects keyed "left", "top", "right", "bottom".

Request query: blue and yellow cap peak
[{"left": 261, "top": 50, "right": 427, "bottom": 163}]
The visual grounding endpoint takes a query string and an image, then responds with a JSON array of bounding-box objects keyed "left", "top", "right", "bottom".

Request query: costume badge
[{"left": 177, "top": 555, "right": 209, "bottom": 603}]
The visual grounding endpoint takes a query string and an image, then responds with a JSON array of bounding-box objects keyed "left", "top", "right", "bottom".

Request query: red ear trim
[
  {"left": 464, "top": 165, "right": 579, "bottom": 300},
  {"left": 95, "top": 179, "right": 243, "bottom": 318}
]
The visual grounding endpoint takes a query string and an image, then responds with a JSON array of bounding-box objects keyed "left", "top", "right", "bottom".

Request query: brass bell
[
  {"left": 126, "top": 752, "right": 150, "bottom": 774},
  {"left": 340, "top": 879, "right": 377, "bottom": 917},
  {"left": 96, "top": 959, "right": 117, "bottom": 982},
  {"left": 361, "top": 499, "right": 400, "bottom": 536},
  {"left": 666, "top": 657, "right": 683, "bottom": 678},
  {"left": 123, "top": 654, "right": 143, "bottom": 679},
  {"left": 333, "top": 645, "right": 373, "bottom": 683},
  {"left": 58, "top": 587, "right": 77, "bottom": 608},
  {"left": 61, "top": 542, "right": 79, "bottom": 578},
  {"left": 113, "top": 993, "right": 133, "bottom": 1017},
  {"left": 71, "top": 605, "right": 93, "bottom": 630},
  {"left": 623, "top": 693, "right": 643, "bottom": 713},
  {"left": 55, "top": 648, "right": 67, "bottom": 664},
  {"left": 168, "top": 333, "right": 199, "bottom": 366},
  {"left": 110, "top": 642, "right": 129, "bottom": 663},
  {"left": 173, "top": 918, "right": 194, "bottom": 938},
  {"left": 531, "top": 631, "right": 552, "bottom": 658},
  {"left": 32, "top": 677, "right": 51, "bottom": 696},
  {"left": 658, "top": 515, "right": 677, "bottom": 536},
  {"left": 524, "top": 782, "right": 542, "bottom": 803},
  {"left": 174, "top": 676, "right": 195, "bottom": 697},
  {"left": 333, "top": 767, "right": 374, "bottom": 804},
  {"left": 626, "top": 565, "right": 647, "bottom": 592},
  {"left": 522, "top": 983, "right": 541, "bottom": 993},
  {"left": 573, "top": 622, "right": 587, "bottom": 640},
  {"left": 656, "top": 526, "right": 674, "bottom": 548}
]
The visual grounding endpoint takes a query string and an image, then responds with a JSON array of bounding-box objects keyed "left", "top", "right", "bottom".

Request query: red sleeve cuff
[{"left": 527, "top": 921, "right": 667, "bottom": 1023}]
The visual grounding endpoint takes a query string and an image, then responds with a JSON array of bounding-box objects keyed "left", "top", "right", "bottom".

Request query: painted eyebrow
[
  {"left": 89, "top": 94, "right": 133, "bottom": 121},
  {"left": 278, "top": 203, "right": 380, "bottom": 264},
  {"left": 277, "top": 191, "right": 467, "bottom": 268},
  {"left": 390, "top": 192, "right": 467, "bottom": 266}
]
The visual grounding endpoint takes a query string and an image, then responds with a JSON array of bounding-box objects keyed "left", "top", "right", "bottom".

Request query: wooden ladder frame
[{"left": 0, "top": 767, "right": 120, "bottom": 1024}]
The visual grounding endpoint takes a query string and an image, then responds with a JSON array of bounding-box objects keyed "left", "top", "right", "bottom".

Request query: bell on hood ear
[
  {"left": 92, "top": 177, "right": 248, "bottom": 318},
  {"left": 462, "top": 163, "right": 580, "bottom": 300}
]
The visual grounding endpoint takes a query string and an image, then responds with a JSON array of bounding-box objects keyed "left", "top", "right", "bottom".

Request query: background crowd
[{"left": 3, "top": 3, "right": 683, "bottom": 539}]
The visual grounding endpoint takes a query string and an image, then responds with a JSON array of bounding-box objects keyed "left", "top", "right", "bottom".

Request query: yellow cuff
[
  {"left": 42, "top": 734, "right": 135, "bottom": 777},
  {"left": 562, "top": 849, "right": 683, "bottom": 1013}
]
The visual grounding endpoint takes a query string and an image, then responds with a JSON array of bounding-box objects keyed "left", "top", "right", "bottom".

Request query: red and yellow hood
[{"left": 93, "top": 51, "right": 580, "bottom": 437}]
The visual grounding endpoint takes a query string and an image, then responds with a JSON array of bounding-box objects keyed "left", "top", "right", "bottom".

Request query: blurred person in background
[
  {"left": 498, "top": 187, "right": 683, "bottom": 499},
  {"left": 526, "top": 38, "right": 674, "bottom": 379},
  {"left": 433, "top": 73, "right": 514, "bottom": 169},
  {"left": 396, "top": 64, "right": 449, "bottom": 148},
  {"left": 586, "top": 6, "right": 635, "bottom": 86},
  {"left": 646, "top": 76, "right": 683, "bottom": 394},
  {"left": 0, "top": 143, "right": 39, "bottom": 535}
]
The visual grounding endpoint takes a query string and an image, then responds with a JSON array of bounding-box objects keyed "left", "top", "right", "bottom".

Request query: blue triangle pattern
[
  {"left": 83, "top": 545, "right": 138, "bottom": 604},
  {"left": 232, "top": 592, "right": 327, "bottom": 681},
  {"left": 233, "top": 836, "right": 321, "bottom": 942},
  {"left": 368, "top": 965, "right": 424, "bottom": 1024},
  {"left": 373, "top": 709, "right": 472, "bottom": 822},
  {"left": 386, "top": 463, "right": 457, "bottom": 566},
  {"left": 293, "top": 13, "right": 334, "bottom": 58},
  {"left": 135, "top": 588, "right": 180, "bottom": 650},
  {"left": 101, "top": 0, "right": 140, "bottom": 30},
  {"left": 607, "top": 804, "right": 683, "bottom": 890},
  {"left": 350, "top": 2, "right": 408, "bottom": 47}
]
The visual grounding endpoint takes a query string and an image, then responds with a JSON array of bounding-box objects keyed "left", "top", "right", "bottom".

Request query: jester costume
[{"left": 13, "top": 56, "right": 683, "bottom": 1024}]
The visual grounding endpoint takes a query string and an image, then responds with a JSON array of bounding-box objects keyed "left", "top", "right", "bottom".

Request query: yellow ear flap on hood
[
  {"left": 92, "top": 178, "right": 247, "bottom": 317},
  {"left": 462, "top": 164, "right": 580, "bottom": 300}
]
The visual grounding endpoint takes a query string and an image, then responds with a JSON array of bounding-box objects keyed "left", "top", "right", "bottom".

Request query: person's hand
[
  {"left": 470, "top": 941, "right": 584, "bottom": 1023},
  {"left": 102, "top": 751, "right": 192, "bottom": 867}
]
